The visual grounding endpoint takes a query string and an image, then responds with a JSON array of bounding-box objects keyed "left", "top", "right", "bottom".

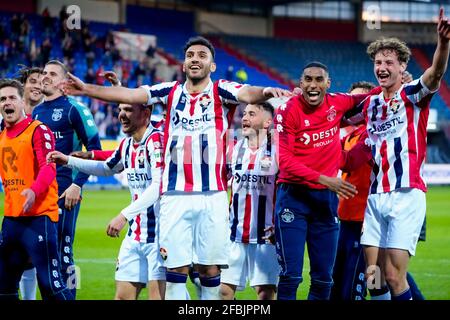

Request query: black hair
[
  {"left": 183, "top": 36, "right": 215, "bottom": 60},
  {"left": 302, "top": 61, "right": 329, "bottom": 73},
  {"left": 259, "top": 101, "right": 274, "bottom": 117},
  {"left": 16, "top": 65, "right": 43, "bottom": 85}
]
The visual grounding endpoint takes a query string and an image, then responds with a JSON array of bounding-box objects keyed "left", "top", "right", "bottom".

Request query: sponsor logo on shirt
[
  {"left": 234, "top": 172, "right": 273, "bottom": 184},
  {"left": 298, "top": 126, "right": 338, "bottom": 147},
  {"left": 368, "top": 117, "right": 404, "bottom": 135},
  {"left": 172, "top": 110, "right": 213, "bottom": 131}
]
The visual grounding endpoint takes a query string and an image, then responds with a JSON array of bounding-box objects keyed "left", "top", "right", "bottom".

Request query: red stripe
[
  {"left": 134, "top": 214, "right": 141, "bottom": 242},
  {"left": 402, "top": 90, "right": 418, "bottom": 188},
  {"left": 416, "top": 101, "right": 429, "bottom": 192},
  {"left": 381, "top": 102, "right": 388, "bottom": 120},
  {"left": 161, "top": 82, "right": 178, "bottom": 193},
  {"left": 248, "top": 152, "right": 257, "bottom": 170},
  {"left": 189, "top": 97, "right": 197, "bottom": 116},
  {"left": 225, "top": 104, "right": 237, "bottom": 170},
  {"left": 242, "top": 194, "right": 252, "bottom": 243},
  {"left": 380, "top": 140, "right": 390, "bottom": 192},
  {"left": 183, "top": 135, "right": 193, "bottom": 191},
  {"left": 213, "top": 81, "right": 225, "bottom": 191},
  {"left": 118, "top": 138, "right": 125, "bottom": 155},
  {"left": 131, "top": 147, "right": 136, "bottom": 168}
]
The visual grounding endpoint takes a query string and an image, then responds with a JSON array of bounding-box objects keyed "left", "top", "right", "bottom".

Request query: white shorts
[
  {"left": 159, "top": 191, "right": 231, "bottom": 269},
  {"left": 360, "top": 188, "right": 426, "bottom": 256},
  {"left": 221, "top": 242, "right": 280, "bottom": 290},
  {"left": 115, "top": 237, "right": 166, "bottom": 284}
]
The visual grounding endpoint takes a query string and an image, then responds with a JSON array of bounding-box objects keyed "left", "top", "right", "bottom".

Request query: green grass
[{"left": 1, "top": 186, "right": 449, "bottom": 299}]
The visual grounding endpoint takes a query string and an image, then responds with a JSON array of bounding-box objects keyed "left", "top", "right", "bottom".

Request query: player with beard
[
  {"left": 62, "top": 36, "right": 291, "bottom": 300},
  {"left": 220, "top": 102, "right": 279, "bottom": 300},
  {"left": 32, "top": 60, "right": 101, "bottom": 298},
  {"left": 47, "top": 102, "right": 165, "bottom": 300}
]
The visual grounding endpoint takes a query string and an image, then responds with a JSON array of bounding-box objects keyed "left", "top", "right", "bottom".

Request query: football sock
[
  {"left": 165, "top": 271, "right": 188, "bottom": 300},
  {"left": 199, "top": 275, "right": 221, "bottom": 300}
]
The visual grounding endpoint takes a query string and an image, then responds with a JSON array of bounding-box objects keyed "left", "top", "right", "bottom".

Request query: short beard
[
  {"left": 189, "top": 74, "right": 208, "bottom": 85},
  {"left": 42, "top": 88, "right": 52, "bottom": 96}
]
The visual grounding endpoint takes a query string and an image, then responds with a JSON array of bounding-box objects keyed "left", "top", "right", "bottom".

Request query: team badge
[
  {"left": 136, "top": 149, "right": 145, "bottom": 167},
  {"left": 160, "top": 247, "right": 168, "bottom": 261},
  {"left": 199, "top": 94, "right": 211, "bottom": 112},
  {"left": 260, "top": 156, "right": 272, "bottom": 170},
  {"left": 52, "top": 108, "right": 63, "bottom": 121},
  {"left": 280, "top": 208, "right": 295, "bottom": 223},
  {"left": 326, "top": 106, "right": 336, "bottom": 122},
  {"left": 389, "top": 99, "right": 401, "bottom": 114}
]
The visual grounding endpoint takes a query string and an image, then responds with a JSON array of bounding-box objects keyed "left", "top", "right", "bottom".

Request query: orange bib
[
  {"left": 338, "top": 131, "right": 371, "bottom": 222},
  {"left": 0, "top": 120, "right": 58, "bottom": 222}
]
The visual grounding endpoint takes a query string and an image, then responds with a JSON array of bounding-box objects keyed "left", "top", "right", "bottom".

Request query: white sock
[
  {"left": 20, "top": 268, "right": 37, "bottom": 300},
  {"left": 185, "top": 288, "right": 191, "bottom": 300},
  {"left": 165, "top": 282, "right": 188, "bottom": 300},
  {"left": 201, "top": 285, "right": 220, "bottom": 300},
  {"left": 199, "top": 274, "right": 221, "bottom": 300}
]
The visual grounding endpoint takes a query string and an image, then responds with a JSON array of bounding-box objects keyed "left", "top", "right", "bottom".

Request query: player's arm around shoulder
[
  {"left": 63, "top": 72, "right": 149, "bottom": 105},
  {"left": 237, "top": 84, "right": 292, "bottom": 104}
]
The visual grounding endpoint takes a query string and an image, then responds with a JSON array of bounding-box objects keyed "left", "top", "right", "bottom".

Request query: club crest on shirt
[
  {"left": 389, "top": 99, "right": 401, "bottom": 114},
  {"left": 136, "top": 149, "right": 145, "bottom": 167},
  {"left": 199, "top": 94, "right": 211, "bottom": 112},
  {"left": 52, "top": 108, "right": 63, "bottom": 121},
  {"left": 326, "top": 106, "right": 336, "bottom": 122},
  {"left": 260, "top": 156, "right": 272, "bottom": 170},
  {"left": 280, "top": 208, "right": 295, "bottom": 223}
]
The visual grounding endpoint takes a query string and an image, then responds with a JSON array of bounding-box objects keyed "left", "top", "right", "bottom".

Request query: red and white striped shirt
[
  {"left": 229, "top": 136, "right": 277, "bottom": 244},
  {"left": 105, "top": 125, "right": 164, "bottom": 243},
  {"left": 141, "top": 79, "right": 245, "bottom": 193},
  {"left": 363, "top": 76, "right": 434, "bottom": 194}
]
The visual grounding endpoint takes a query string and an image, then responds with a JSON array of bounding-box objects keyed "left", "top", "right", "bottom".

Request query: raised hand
[{"left": 438, "top": 7, "right": 450, "bottom": 41}]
